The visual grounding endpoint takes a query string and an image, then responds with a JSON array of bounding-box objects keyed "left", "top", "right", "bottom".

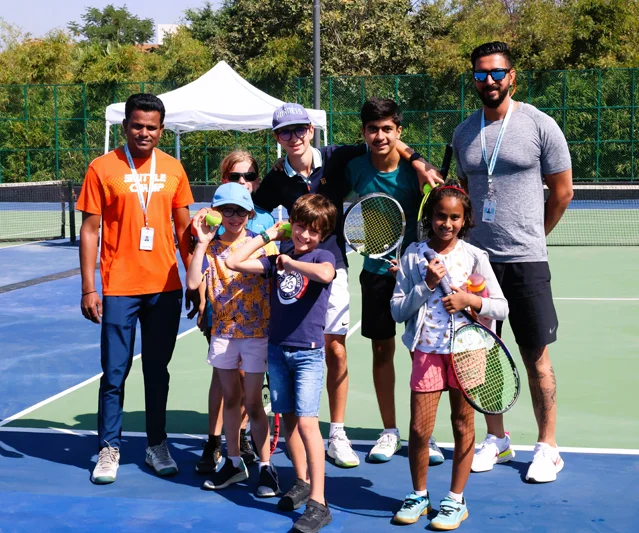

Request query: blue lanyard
[{"left": 480, "top": 100, "right": 514, "bottom": 177}]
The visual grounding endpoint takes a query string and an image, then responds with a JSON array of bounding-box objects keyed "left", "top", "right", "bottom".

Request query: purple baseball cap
[{"left": 272, "top": 103, "right": 312, "bottom": 131}]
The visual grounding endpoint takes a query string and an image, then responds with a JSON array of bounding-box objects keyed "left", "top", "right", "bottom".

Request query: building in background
[{"left": 156, "top": 24, "right": 179, "bottom": 45}]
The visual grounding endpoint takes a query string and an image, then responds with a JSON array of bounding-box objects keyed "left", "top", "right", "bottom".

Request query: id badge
[
  {"left": 482, "top": 200, "right": 496, "bottom": 223},
  {"left": 140, "top": 227, "right": 154, "bottom": 250}
]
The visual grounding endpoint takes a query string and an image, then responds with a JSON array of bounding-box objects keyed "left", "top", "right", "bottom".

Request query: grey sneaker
[
  {"left": 91, "top": 445, "right": 120, "bottom": 484},
  {"left": 145, "top": 440, "right": 178, "bottom": 476}
]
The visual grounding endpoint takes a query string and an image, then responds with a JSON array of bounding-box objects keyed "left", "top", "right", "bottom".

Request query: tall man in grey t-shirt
[{"left": 452, "top": 42, "right": 573, "bottom": 483}]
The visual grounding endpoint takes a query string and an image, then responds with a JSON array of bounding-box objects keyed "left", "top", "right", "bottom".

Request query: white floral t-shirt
[{"left": 416, "top": 240, "right": 473, "bottom": 354}]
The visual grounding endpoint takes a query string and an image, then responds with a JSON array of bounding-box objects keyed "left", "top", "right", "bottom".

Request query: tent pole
[
  {"left": 104, "top": 122, "right": 111, "bottom": 154},
  {"left": 323, "top": 128, "right": 327, "bottom": 147},
  {"left": 175, "top": 130, "right": 181, "bottom": 160}
]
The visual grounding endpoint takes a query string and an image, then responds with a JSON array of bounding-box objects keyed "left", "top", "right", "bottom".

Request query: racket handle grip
[
  {"left": 440, "top": 144, "right": 453, "bottom": 180},
  {"left": 423, "top": 249, "right": 453, "bottom": 295}
]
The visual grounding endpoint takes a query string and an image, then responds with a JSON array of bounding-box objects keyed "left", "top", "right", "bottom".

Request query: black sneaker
[
  {"left": 240, "top": 433, "right": 257, "bottom": 466},
  {"left": 277, "top": 478, "right": 311, "bottom": 511},
  {"left": 293, "top": 499, "right": 332, "bottom": 533},
  {"left": 255, "top": 464, "right": 280, "bottom": 498},
  {"left": 201, "top": 457, "right": 248, "bottom": 490},
  {"left": 195, "top": 438, "right": 222, "bottom": 474}
]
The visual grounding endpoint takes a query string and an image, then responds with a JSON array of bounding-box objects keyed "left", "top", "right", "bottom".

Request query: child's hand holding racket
[
  {"left": 442, "top": 286, "right": 481, "bottom": 314},
  {"left": 425, "top": 256, "right": 447, "bottom": 290}
]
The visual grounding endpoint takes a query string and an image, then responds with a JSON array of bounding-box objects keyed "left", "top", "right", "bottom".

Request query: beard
[{"left": 477, "top": 84, "right": 510, "bottom": 109}]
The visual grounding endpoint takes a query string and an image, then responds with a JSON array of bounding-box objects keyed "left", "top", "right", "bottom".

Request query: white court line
[
  {"left": 347, "top": 320, "right": 361, "bottom": 339},
  {"left": 1, "top": 321, "right": 362, "bottom": 428},
  {"left": 0, "top": 427, "right": 637, "bottom": 456},
  {"left": 0, "top": 240, "right": 46, "bottom": 250},
  {"left": 555, "top": 297, "right": 639, "bottom": 301},
  {"left": 0, "top": 326, "right": 199, "bottom": 427}
]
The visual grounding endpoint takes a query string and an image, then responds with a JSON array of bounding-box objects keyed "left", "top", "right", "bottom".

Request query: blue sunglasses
[{"left": 473, "top": 68, "right": 510, "bottom": 82}]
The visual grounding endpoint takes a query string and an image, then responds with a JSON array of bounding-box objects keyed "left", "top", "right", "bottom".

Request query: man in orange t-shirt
[{"left": 77, "top": 93, "right": 194, "bottom": 485}]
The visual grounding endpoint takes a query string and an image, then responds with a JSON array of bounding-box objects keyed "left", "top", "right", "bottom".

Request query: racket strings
[
  {"left": 344, "top": 196, "right": 404, "bottom": 256},
  {"left": 452, "top": 326, "right": 518, "bottom": 413}
]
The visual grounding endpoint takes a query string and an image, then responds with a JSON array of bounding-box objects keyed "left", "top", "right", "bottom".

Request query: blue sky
[{"left": 1, "top": 1, "right": 221, "bottom": 40}]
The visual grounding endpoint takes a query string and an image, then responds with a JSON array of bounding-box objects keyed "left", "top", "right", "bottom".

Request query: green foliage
[
  {"left": 68, "top": 4, "right": 154, "bottom": 46},
  {"left": 1, "top": 1, "right": 639, "bottom": 184}
]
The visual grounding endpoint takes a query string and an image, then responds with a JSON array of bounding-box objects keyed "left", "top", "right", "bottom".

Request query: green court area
[
  {"left": 6, "top": 249, "right": 639, "bottom": 450},
  {"left": 0, "top": 208, "right": 81, "bottom": 245}
]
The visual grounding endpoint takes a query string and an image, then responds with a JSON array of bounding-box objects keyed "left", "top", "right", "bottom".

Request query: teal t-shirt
[{"left": 346, "top": 154, "right": 420, "bottom": 276}]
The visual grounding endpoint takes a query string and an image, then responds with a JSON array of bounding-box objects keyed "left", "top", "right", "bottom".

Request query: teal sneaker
[
  {"left": 430, "top": 497, "right": 469, "bottom": 530},
  {"left": 393, "top": 492, "right": 432, "bottom": 524}
]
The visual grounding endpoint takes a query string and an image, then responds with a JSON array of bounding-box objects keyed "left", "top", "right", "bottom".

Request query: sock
[
  {"left": 210, "top": 434, "right": 222, "bottom": 447},
  {"left": 259, "top": 461, "right": 270, "bottom": 470},
  {"left": 448, "top": 491, "right": 463, "bottom": 503},
  {"left": 382, "top": 427, "right": 400, "bottom": 437},
  {"left": 414, "top": 489, "right": 428, "bottom": 497},
  {"left": 329, "top": 423, "right": 344, "bottom": 438},
  {"left": 229, "top": 455, "right": 241, "bottom": 468}
]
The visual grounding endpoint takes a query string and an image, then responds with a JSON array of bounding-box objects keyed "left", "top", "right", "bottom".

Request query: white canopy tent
[{"left": 104, "top": 61, "right": 327, "bottom": 157}]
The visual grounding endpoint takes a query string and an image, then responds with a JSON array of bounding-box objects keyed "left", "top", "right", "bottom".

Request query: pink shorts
[
  {"left": 207, "top": 336, "right": 268, "bottom": 373},
  {"left": 410, "top": 349, "right": 459, "bottom": 393}
]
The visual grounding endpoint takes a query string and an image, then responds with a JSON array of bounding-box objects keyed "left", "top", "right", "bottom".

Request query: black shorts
[
  {"left": 491, "top": 262, "right": 558, "bottom": 348},
  {"left": 359, "top": 269, "right": 396, "bottom": 340}
]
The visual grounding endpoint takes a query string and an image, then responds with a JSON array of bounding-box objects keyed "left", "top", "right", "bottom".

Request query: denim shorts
[{"left": 267, "top": 343, "right": 325, "bottom": 417}]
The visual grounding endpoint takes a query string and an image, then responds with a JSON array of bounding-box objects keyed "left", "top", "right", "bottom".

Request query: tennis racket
[
  {"left": 423, "top": 248, "right": 520, "bottom": 415},
  {"left": 261, "top": 373, "right": 280, "bottom": 455},
  {"left": 343, "top": 193, "right": 406, "bottom": 266},
  {"left": 417, "top": 144, "right": 453, "bottom": 241}
]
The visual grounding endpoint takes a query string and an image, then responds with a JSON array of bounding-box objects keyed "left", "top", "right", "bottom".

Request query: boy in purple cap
[{"left": 253, "top": 103, "right": 444, "bottom": 469}]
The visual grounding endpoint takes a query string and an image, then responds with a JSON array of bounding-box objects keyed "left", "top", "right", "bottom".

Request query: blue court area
[
  {"left": 0, "top": 430, "right": 636, "bottom": 532},
  {"left": 1, "top": 242, "right": 638, "bottom": 532}
]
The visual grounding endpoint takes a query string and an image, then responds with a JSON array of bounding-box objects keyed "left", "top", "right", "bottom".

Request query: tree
[{"left": 68, "top": 4, "right": 154, "bottom": 46}]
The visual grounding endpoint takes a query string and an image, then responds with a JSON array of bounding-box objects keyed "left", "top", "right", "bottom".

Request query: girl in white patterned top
[{"left": 390, "top": 184, "right": 508, "bottom": 530}]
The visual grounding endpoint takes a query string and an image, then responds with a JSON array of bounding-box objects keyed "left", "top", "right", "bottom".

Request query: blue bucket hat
[
  {"left": 272, "top": 103, "right": 312, "bottom": 131},
  {"left": 211, "top": 182, "right": 254, "bottom": 211}
]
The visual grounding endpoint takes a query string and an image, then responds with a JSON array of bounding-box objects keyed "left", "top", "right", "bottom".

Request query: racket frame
[
  {"left": 422, "top": 249, "right": 521, "bottom": 415},
  {"left": 417, "top": 144, "right": 453, "bottom": 241},
  {"left": 343, "top": 192, "right": 406, "bottom": 265},
  {"left": 254, "top": 372, "right": 280, "bottom": 455}
]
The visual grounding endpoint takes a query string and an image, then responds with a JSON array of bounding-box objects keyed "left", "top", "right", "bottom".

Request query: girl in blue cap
[{"left": 187, "top": 182, "right": 280, "bottom": 497}]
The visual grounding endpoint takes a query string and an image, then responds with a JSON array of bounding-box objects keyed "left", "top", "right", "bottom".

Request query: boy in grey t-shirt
[{"left": 452, "top": 41, "right": 573, "bottom": 487}]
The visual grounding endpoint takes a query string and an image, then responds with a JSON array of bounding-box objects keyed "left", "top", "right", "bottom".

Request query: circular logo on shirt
[{"left": 277, "top": 271, "right": 309, "bottom": 305}]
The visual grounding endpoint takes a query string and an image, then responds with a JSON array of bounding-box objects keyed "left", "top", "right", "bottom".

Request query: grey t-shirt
[{"left": 452, "top": 102, "right": 571, "bottom": 262}]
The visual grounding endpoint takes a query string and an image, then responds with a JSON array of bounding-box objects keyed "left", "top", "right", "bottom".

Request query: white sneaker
[
  {"left": 429, "top": 436, "right": 445, "bottom": 466},
  {"left": 91, "top": 445, "right": 120, "bottom": 484},
  {"left": 471, "top": 433, "right": 515, "bottom": 473},
  {"left": 368, "top": 429, "right": 401, "bottom": 463},
  {"left": 327, "top": 430, "right": 360, "bottom": 468},
  {"left": 526, "top": 442, "right": 564, "bottom": 483},
  {"left": 145, "top": 440, "right": 178, "bottom": 476}
]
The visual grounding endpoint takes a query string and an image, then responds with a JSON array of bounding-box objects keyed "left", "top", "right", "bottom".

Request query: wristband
[
  {"left": 409, "top": 151, "right": 423, "bottom": 163},
  {"left": 82, "top": 291, "right": 97, "bottom": 297},
  {"left": 260, "top": 230, "right": 271, "bottom": 244}
]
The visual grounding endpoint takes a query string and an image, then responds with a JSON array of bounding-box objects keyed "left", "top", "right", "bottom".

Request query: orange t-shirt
[{"left": 76, "top": 147, "right": 194, "bottom": 296}]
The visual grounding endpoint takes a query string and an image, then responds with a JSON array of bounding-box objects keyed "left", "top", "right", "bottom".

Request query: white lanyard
[
  {"left": 480, "top": 99, "right": 514, "bottom": 179},
  {"left": 124, "top": 144, "right": 156, "bottom": 227}
]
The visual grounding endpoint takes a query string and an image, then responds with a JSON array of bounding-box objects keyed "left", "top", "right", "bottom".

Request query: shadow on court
[{"left": 1, "top": 427, "right": 638, "bottom": 532}]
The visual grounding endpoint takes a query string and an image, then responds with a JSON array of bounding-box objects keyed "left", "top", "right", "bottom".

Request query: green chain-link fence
[{"left": 1, "top": 69, "right": 637, "bottom": 184}]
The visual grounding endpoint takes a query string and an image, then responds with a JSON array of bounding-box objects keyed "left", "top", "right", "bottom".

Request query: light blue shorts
[{"left": 267, "top": 344, "right": 325, "bottom": 417}]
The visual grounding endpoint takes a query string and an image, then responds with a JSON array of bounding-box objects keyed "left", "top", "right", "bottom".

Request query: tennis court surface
[{"left": 1, "top": 236, "right": 638, "bottom": 531}]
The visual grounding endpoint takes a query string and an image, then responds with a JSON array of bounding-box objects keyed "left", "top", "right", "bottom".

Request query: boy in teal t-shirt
[{"left": 341, "top": 98, "right": 443, "bottom": 467}]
